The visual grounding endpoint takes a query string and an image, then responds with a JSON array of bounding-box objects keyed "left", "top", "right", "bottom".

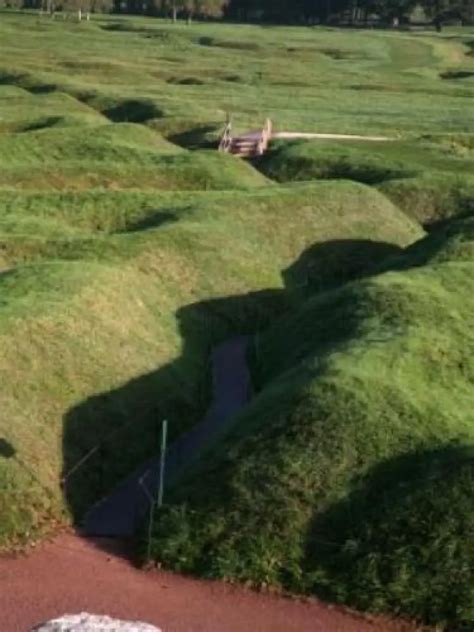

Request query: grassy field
[
  {"left": 0, "top": 13, "right": 473, "bottom": 136},
  {"left": 0, "top": 10, "right": 473, "bottom": 627}
]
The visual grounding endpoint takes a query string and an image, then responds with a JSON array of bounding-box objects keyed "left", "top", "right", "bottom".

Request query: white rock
[{"left": 32, "top": 612, "right": 162, "bottom": 632}]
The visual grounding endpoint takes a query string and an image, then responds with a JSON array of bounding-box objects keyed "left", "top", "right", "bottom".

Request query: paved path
[
  {"left": 0, "top": 533, "right": 421, "bottom": 632},
  {"left": 83, "top": 337, "right": 250, "bottom": 537},
  {"left": 272, "top": 132, "right": 392, "bottom": 142}
]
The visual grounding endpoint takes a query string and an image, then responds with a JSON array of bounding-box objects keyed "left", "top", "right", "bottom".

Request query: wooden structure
[{"left": 218, "top": 119, "right": 272, "bottom": 158}]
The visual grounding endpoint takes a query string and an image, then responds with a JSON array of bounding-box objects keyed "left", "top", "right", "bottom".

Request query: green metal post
[
  {"left": 157, "top": 419, "right": 168, "bottom": 508},
  {"left": 147, "top": 419, "right": 168, "bottom": 562}
]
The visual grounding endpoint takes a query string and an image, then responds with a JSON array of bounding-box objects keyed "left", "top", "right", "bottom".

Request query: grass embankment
[
  {"left": 148, "top": 215, "right": 474, "bottom": 627},
  {"left": 0, "top": 162, "right": 418, "bottom": 546},
  {"left": 257, "top": 136, "right": 474, "bottom": 226},
  {"left": 0, "top": 122, "right": 270, "bottom": 191}
]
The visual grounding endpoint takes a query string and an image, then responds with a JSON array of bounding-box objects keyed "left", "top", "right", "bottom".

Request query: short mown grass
[
  {"left": 0, "top": 11, "right": 473, "bottom": 628},
  {"left": 0, "top": 176, "right": 419, "bottom": 545},
  {"left": 148, "top": 216, "right": 474, "bottom": 628},
  {"left": 256, "top": 136, "right": 474, "bottom": 226}
]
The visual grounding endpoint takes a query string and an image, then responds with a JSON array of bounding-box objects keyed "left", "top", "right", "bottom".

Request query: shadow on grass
[
  {"left": 440, "top": 70, "right": 474, "bottom": 80},
  {"left": 17, "top": 116, "right": 63, "bottom": 133},
  {"left": 166, "top": 77, "right": 206, "bottom": 86},
  {"left": 114, "top": 209, "right": 179, "bottom": 233},
  {"left": 61, "top": 239, "right": 405, "bottom": 533},
  {"left": 102, "top": 99, "right": 164, "bottom": 124},
  {"left": 72, "top": 92, "right": 164, "bottom": 124},
  {"left": 167, "top": 124, "right": 220, "bottom": 150},
  {"left": 26, "top": 83, "right": 57, "bottom": 95},
  {"left": 254, "top": 145, "right": 417, "bottom": 186},
  {"left": 283, "top": 239, "right": 403, "bottom": 297},
  {"left": 303, "top": 444, "right": 474, "bottom": 626},
  {"left": 0, "top": 70, "right": 26, "bottom": 85},
  {"left": 197, "top": 36, "right": 261, "bottom": 51},
  {"left": 1, "top": 437, "right": 56, "bottom": 501},
  {"left": 378, "top": 216, "right": 474, "bottom": 274},
  {"left": 0, "top": 438, "right": 16, "bottom": 459},
  {"left": 0, "top": 70, "right": 58, "bottom": 95},
  {"left": 61, "top": 289, "right": 286, "bottom": 523}
]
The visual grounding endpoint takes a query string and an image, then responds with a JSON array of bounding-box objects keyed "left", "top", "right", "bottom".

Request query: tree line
[
  {"left": 2, "top": 0, "right": 473, "bottom": 25},
  {"left": 225, "top": 0, "right": 473, "bottom": 24}
]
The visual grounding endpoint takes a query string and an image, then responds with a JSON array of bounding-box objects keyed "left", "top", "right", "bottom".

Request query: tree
[
  {"left": 90, "top": 0, "right": 113, "bottom": 11},
  {"left": 418, "top": 0, "right": 473, "bottom": 23},
  {"left": 158, "top": 0, "right": 178, "bottom": 20},
  {"left": 195, "top": 0, "right": 228, "bottom": 17},
  {"left": 62, "top": 0, "right": 112, "bottom": 20},
  {"left": 0, "top": 0, "right": 24, "bottom": 8},
  {"left": 366, "top": 0, "right": 418, "bottom": 21},
  {"left": 160, "top": 0, "right": 228, "bottom": 22}
]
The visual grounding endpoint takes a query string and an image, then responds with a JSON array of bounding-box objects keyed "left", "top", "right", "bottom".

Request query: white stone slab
[{"left": 32, "top": 613, "right": 161, "bottom": 632}]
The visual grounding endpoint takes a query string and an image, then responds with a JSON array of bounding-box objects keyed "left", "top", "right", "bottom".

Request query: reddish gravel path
[{"left": 0, "top": 534, "right": 421, "bottom": 632}]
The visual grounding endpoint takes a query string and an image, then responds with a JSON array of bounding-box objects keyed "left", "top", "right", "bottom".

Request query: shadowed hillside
[
  {"left": 147, "top": 215, "right": 474, "bottom": 627},
  {"left": 0, "top": 177, "right": 419, "bottom": 548},
  {"left": 256, "top": 137, "right": 474, "bottom": 227}
]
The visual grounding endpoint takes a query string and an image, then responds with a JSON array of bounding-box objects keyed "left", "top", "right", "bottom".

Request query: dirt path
[
  {"left": 272, "top": 132, "right": 393, "bottom": 142},
  {"left": 0, "top": 533, "right": 420, "bottom": 632},
  {"left": 83, "top": 337, "right": 250, "bottom": 536}
]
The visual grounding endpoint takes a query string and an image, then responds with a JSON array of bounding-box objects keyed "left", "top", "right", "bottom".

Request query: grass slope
[
  {"left": 0, "top": 177, "right": 419, "bottom": 546},
  {"left": 257, "top": 136, "right": 474, "bottom": 226},
  {"left": 148, "top": 216, "right": 474, "bottom": 627},
  {"left": 0, "top": 123, "right": 270, "bottom": 191}
]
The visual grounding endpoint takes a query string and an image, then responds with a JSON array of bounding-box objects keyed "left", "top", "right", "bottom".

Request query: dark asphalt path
[{"left": 82, "top": 336, "right": 250, "bottom": 536}]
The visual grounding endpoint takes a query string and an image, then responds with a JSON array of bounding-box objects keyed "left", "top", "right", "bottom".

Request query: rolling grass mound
[
  {"left": 257, "top": 137, "right": 474, "bottom": 227},
  {"left": 380, "top": 173, "right": 474, "bottom": 228},
  {"left": 0, "top": 151, "right": 269, "bottom": 192},
  {"left": 0, "top": 123, "right": 270, "bottom": 191},
  {"left": 310, "top": 445, "right": 474, "bottom": 626},
  {"left": 257, "top": 137, "right": 474, "bottom": 184},
  {"left": 0, "top": 86, "right": 107, "bottom": 133},
  {"left": 0, "top": 123, "right": 182, "bottom": 163},
  {"left": 0, "top": 182, "right": 421, "bottom": 266},
  {"left": 148, "top": 216, "right": 474, "bottom": 627},
  {"left": 257, "top": 140, "right": 419, "bottom": 185},
  {"left": 0, "top": 180, "right": 421, "bottom": 547}
]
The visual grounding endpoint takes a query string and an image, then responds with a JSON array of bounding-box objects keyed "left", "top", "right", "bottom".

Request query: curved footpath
[{"left": 0, "top": 533, "right": 420, "bottom": 632}]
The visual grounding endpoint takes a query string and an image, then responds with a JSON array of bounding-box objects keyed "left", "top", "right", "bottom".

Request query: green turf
[
  {"left": 0, "top": 123, "right": 271, "bottom": 191},
  {"left": 257, "top": 137, "right": 474, "bottom": 226},
  {"left": 148, "top": 215, "right": 474, "bottom": 627},
  {"left": 0, "top": 10, "right": 472, "bottom": 627},
  {"left": 0, "top": 178, "right": 420, "bottom": 543},
  {"left": 0, "top": 15, "right": 473, "bottom": 136}
]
